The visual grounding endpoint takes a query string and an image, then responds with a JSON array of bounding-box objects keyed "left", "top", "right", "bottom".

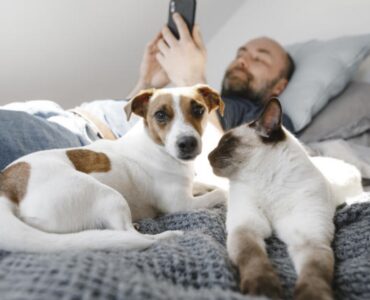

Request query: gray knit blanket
[{"left": 1, "top": 196, "right": 370, "bottom": 300}]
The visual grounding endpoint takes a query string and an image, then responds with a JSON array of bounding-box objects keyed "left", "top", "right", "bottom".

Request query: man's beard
[{"left": 221, "top": 68, "right": 276, "bottom": 104}]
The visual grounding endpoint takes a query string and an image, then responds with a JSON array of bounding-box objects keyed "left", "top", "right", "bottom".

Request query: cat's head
[{"left": 208, "top": 98, "right": 287, "bottom": 178}]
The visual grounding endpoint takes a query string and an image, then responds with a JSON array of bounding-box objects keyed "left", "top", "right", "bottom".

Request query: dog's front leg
[
  {"left": 163, "top": 187, "right": 227, "bottom": 214},
  {"left": 192, "top": 181, "right": 218, "bottom": 196},
  {"left": 191, "top": 187, "right": 227, "bottom": 209}
]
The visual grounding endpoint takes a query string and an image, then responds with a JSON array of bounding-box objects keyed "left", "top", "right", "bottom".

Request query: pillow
[
  {"left": 281, "top": 34, "right": 370, "bottom": 132},
  {"left": 299, "top": 81, "right": 370, "bottom": 145},
  {"left": 0, "top": 110, "right": 84, "bottom": 170}
]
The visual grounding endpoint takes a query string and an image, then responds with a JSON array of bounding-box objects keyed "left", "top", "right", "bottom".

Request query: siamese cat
[{"left": 208, "top": 98, "right": 362, "bottom": 300}]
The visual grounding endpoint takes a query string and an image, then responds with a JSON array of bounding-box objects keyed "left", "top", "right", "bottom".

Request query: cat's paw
[
  {"left": 240, "top": 267, "right": 282, "bottom": 299},
  {"left": 294, "top": 279, "right": 333, "bottom": 300}
]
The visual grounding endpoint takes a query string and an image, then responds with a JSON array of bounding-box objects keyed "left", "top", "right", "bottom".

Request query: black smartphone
[{"left": 167, "top": 0, "right": 196, "bottom": 39}]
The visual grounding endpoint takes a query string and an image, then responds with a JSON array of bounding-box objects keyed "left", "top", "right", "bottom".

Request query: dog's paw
[
  {"left": 210, "top": 188, "right": 228, "bottom": 206},
  {"left": 153, "top": 230, "right": 184, "bottom": 241},
  {"left": 192, "top": 182, "right": 217, "bottom": 196},
  {"left": 240, "top": 266, "right": 282, "bottom": 299}
]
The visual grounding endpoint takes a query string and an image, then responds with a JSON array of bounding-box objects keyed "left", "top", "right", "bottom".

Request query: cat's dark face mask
[
  {"left": 208, "top": 98, "right": 286, "bottom": 179},
  {"left": 208, "top": 131, "right": 241, "bottom": 178}
]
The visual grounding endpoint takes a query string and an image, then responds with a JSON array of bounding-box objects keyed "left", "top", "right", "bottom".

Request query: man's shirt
[{"left": 217, "top": 96, "right": 295, "bottom": 133}]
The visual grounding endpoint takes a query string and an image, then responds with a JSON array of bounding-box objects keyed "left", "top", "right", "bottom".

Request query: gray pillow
[
  {"left": 299, "top": 81, "right": 370, "bottom": 145},
  {"left": 281, "top": 34, "right": 370, "bottom": 132}
]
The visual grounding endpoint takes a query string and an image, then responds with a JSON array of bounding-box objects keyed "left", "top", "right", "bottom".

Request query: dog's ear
[
  {"left": 124, "top": 89, "right": 155, "bottom": 121},
  {"left": 196, "top": 84, "right": 225, "bottom": 116},
  {"left": 253, "top": 97, "right": 283, "bottom": 138}
]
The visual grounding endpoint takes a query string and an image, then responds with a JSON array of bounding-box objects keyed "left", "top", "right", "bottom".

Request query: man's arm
[
  {"left": 155, "top": 13, "right": 224, "bottom": 132},
  {"left": 128, "top": 14, "right": 224, "bottom": 132},
  {"left": 128, "top": 14, "right": 206, "bottom": 97},
  {"left": 156, "top": 13, "right": 207, "bottom": 87},
  {"left": 127, "top": 33, "right": 170, "bottom": 98}
]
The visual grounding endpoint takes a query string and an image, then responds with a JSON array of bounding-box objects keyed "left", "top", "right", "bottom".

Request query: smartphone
[{"left": 167, "top": 0, "right": 196, "bottom": 39}]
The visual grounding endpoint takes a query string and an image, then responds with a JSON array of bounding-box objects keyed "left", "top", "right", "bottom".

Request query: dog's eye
[
  {"left": 192, "top": 105, "right": 205, "bottom": 117},
  {"left": 154, "top": 110, "right": 168, "bottom": 123}
]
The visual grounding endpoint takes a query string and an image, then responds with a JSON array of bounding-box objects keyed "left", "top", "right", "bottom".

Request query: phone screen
[{"left": 167, "top": 0, "right": 196, "bottom": 39}]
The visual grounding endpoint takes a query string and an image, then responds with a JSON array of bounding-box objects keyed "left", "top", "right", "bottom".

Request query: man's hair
[{"left": 281, "top": 53, "right": 295, "bottom": 81}]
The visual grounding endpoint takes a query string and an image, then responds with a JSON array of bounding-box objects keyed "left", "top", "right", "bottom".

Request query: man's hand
[
  {"left": 139, "top": 32, "right": 170, "bottom": 88},
  {"left": 156, "top": 13, "right": 207, "bottom": 87},
  {"left": 128, "top": 33, "right": 169, "bottom": 98}
]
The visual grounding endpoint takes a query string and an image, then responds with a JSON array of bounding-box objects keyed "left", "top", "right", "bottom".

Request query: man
[
  {"left": 2, "top": 13, "right": 295, "bottom": 141},
  {"left": 0, "top": 13, "right": 295, "bottom": 169},
  {"left": 129, "top": 13, "right": 295, "bottom": 132}
]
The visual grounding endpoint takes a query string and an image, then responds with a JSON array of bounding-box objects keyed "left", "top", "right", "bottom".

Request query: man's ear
[
  {"left": 124, "top": 89, "right": 155, "bottom": 121},
  {"left": 270, "top": 78, "right": 288, "bottom": 98},
  {"left": 196, "top": 84, "right": 225, "bottom": 116},
  {"left": 254, "top": 97, "right": 283, "bottom": 138}
]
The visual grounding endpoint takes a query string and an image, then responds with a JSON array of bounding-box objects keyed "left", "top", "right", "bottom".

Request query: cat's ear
[{"left": 253, "top": 98, "right": 283, "bottom": 139}]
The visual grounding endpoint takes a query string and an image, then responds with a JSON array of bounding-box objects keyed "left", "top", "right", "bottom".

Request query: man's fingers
[
  {"left": 144, "top": 33, "right": 162, "bottom": 56},
  {"left": 147, "top": 32, "right": 162, "bottom": 48},
  {"left": 161, "top": 26, "right": 176, "bottom": 47},
  {"left": 155, "top": 52, "right": 165, "bottom": 68},
  {"left": 173, "top": 13, "right": 191, "bottom": 41},
  {"left": 193, "top": 24, "right": 206, "bottom": 52},
  {"left": 157, "top": 39, "right": 169, "bottom": 55}
]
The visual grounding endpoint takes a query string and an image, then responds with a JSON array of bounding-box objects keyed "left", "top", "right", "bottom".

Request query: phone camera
[{"left": 170, "top": 1, "right": 175, "bottom": 13}]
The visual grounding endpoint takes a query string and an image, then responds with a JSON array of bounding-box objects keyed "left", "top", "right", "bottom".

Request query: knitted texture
[{"left": 0, "top": 196, "right": 369, "bottom": 300}]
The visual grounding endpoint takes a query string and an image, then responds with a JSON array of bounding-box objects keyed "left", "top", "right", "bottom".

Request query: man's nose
[{"left": 236, "top": 57, "right": 249, "bottom": 69}]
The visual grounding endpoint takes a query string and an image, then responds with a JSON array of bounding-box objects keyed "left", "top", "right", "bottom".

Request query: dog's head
[{"left": 124, "top": 84, "right": 224, "bottom": 161}]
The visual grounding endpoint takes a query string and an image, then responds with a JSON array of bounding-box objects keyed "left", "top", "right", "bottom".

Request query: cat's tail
[
  {"left": 0, "top": 196, "right": 167, "bottom": 253},
  {"left": 311, "top": 156, "right": 363, "bottom": 206}
]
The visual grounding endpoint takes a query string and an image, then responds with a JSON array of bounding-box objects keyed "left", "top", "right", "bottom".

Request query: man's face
[{"left": 222, "top": 37, "right": 287, "bottom": 103}]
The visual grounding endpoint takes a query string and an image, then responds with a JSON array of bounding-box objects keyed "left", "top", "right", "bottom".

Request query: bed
[
  {"left": 1, "top": 31, "right": 370, "bottom": 299},
  {"left": 0, "top": 80, "right": 370, "bottom": 300},
  {"left": 0, "top": 200, "right": 369, "bottom": 300}
]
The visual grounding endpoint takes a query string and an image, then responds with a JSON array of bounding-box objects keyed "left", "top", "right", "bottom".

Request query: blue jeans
[{"left": 0, "top": 110, "right": 84, "bottom": 170}]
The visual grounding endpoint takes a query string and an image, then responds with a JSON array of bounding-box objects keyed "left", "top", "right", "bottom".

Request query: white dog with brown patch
[{"left": 0, "top": 84, "right": 226, "bottom": 252}]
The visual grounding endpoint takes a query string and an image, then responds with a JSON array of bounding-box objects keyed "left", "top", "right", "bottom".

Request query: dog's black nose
[{"left": 177, "top": 136, "right": 198, "bottom": 155}]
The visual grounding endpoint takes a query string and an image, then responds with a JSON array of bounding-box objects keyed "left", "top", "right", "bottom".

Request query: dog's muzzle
[{"left": 176, "top": 136, "right": 199, "bottom": 160}]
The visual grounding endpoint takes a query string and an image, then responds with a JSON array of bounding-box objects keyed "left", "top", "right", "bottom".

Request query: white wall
[
  {"left": 1, "top": 0, "right": 369, "bottom": 107},
  {"left": 0, "top": 0, "right": 244, "bottom": 107},
  {"left": 206, "top": 0, "right": 370, "bottom": 91}
]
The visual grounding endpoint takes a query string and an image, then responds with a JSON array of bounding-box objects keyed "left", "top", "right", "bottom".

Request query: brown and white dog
[{"left": 0, "top": 84, "right": 226, "bottom": 252}]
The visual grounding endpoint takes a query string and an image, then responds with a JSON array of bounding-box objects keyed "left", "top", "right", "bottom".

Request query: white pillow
[{"left": 281, "top": 34, "right": 370, "bottom": 132}]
